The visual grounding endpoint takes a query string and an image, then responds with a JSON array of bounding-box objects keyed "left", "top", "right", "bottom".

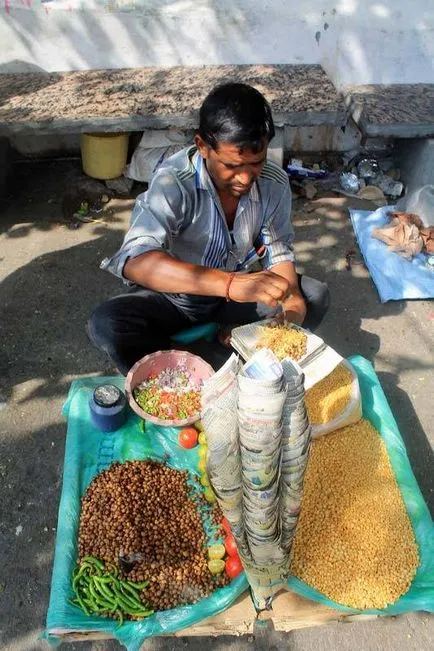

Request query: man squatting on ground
[{"left": 87, "top": 83, "right": 330, "bottom": 374}]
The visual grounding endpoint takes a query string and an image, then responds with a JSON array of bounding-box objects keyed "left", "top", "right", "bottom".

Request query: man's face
[{"left": 195, "top": 136, "right": 267, "bottom": 198}]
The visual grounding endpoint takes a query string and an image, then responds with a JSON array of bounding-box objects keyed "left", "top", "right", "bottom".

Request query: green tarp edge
[{"left": 44, "top": 355, "right": 434, "bottom": 650}]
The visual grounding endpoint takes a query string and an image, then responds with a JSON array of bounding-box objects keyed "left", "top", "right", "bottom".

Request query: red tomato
[
  {"left": 221, "top": 517, "right": 231, "bottom": 534},
  {"left": 178, "top": 427, "right": 198, "bottom": 449},
  {"left": 224, "top": 533, "right": 238, "bottom": 557},
  {"left": 225, "top": 555, "right": 243, "bottom": 579}
]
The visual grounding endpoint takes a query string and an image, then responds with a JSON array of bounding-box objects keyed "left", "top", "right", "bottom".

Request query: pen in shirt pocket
[{"left": 236, "top": 244, "right": 267, "bottom": 271}]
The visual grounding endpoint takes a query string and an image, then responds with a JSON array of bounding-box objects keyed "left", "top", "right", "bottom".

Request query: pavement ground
[{"left": 0, "top": 159, "right": 432, "bottom": 651}]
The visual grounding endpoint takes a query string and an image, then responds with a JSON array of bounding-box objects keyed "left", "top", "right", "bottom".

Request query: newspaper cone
[
  {"left": 201, "top": 355, "right": 248, "bottom": 554},
  {"left": 201, "top": 350, "right": 311, "bottom": 607}
]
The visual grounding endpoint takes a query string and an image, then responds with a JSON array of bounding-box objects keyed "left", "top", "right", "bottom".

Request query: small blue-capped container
[{"left": 89, "top": 384, "right": 127, "bottom": 432}]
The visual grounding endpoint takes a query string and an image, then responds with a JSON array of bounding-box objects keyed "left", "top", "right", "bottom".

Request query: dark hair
[{"left": 198, "top": 82, "right": 275, "bottom": 152}]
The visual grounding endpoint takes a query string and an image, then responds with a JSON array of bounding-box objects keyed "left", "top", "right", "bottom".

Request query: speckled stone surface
[
  {"left": 0, "top": 64, "right": 345, "bottom": 134},
  {"left": 344, "top": 84, "right": 434, "bottom": 137}
]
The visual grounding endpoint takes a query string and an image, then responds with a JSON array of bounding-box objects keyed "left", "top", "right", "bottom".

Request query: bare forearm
[
  {"left": 270, "top": 261, "right": 302, "bottom": 297},
  {"left": 123, "top": 250, "right": 228, "bottom": 296},
  {"left": 124, "top": 250, "right": 292, "bottom": 306}
]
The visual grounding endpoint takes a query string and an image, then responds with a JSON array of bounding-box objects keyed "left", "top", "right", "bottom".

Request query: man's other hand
[{"left": 281, "top": 293, "right": 307, "bottom": 326}]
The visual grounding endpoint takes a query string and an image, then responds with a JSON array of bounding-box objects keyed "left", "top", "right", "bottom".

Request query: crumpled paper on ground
[{"left": 372, "top": 213, "right": 424, "bottom": 259}]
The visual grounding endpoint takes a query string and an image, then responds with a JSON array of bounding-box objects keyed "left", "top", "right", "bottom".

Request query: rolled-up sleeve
[
  {"left": 100, "top": 168, "right": 189, "bottom": 280},
  {"left": 261, "top": 181, "right": 295, "bottom": 269}
]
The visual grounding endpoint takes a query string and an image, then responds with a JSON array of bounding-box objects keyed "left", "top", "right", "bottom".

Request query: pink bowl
[{"left": 125, "top": 350, "right": 214, "bottom": 427}]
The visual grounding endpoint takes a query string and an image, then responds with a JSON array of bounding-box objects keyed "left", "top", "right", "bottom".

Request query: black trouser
[{"left": 87, "top": 275, "right": 330, "bottom": 375}]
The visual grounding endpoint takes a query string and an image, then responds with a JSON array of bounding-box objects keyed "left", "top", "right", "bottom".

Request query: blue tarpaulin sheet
[{"left": 349, "top": 206, "right": 434, "bottom": 302}]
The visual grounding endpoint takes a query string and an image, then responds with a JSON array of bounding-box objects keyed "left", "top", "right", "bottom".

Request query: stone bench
[
  {"left": 343, "top": 84, "right": 434, "bottom": 139},
  {"left": 343, "top": 84, "right": 434, "bottom": 200},
  {"left": 0, "top": 64, "right": 354, "bottom": 190},
  {"left": 0, "top": 64, "right": 346, "bottom": 136}
]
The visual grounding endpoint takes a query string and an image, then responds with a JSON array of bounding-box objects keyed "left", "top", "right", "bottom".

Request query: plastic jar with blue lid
[{"left": 89, "top": 384, "right": 127, "bottom": 432}]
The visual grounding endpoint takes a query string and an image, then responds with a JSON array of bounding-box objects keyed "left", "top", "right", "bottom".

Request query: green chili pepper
[
  {"left": 96, "top": 575, "right": 115, "bottom": 584},
  {"left": 119, "top": 603, "right": 153, "bottom": 617},
  {"left": 81, "top": 556, "right": 105, "bottom": 570},
  {"left": 88, "top": 581, "right": 103, "bottom": 603},
  {"left": 71, "top": 555, "right": 154, "bottom": 623},
  {"left": 96, "top": 595, "right": 117, "bottom": 611},
  {"left": 74, "top": 584, "right": 90, "bottom": 602},
  {"left": 74, "top": 569, "right": 90, "bottom": 583},
  {"left": 119, "top": 581, "right": 145, "bottom": 602},
  {"left": 121, "top": 594, "right": 144, "bottom": 612},
  {"left": 111, "top": 575, "right": 121, "bottom": 589},
  {"left": 74, "top": 591, "right": 91, "bottom": 616},
  {"left": 93, "top": 579, "right": 116, "bottom": 603},
  {"left": 104, "top": 562, "right": 119, "bottom": 577},
  {"left": 114, "top": 586, "right": 143, "bottom": 611},
  {"left": 76, "top": 562, "right": 95, "bottom": 579},
  {"left": 72, "top": 574, "right": 83, "bottom": 590},
  {"left": 115, "top": 591, "right": 151, "bottom": 616},
  {"left": 89, "top": 581, "right": 118, "bottom": 609},
  {"left": 127, "top": 579, "right": 149, "bottom": 589},
  {"left": 138, "top": 609, "right": 154, "bottom": 617},
  {"left": 121, "top": 582, "right": 144, "bottom": 600},
  {"left": 76, "top": 564, "right": 91, "bottom": 577},
  {"left": 115, "top": 609, "right": 124, "bottom": 628},
  {"left": 118, "top": 590, "right": 146, "bottom": 613}
]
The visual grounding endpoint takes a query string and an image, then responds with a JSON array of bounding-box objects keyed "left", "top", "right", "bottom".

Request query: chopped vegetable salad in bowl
[{"left": 126, "top": 350, "right": 214, "bottom": 426}]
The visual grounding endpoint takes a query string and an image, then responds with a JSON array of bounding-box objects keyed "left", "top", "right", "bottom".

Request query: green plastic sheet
[
  {"left": 45, "top": 355, "right": 433, "bottom": 650},
  {"left": 44, "top": 376, "right": 248, "bottom": 650},
  {"left": 287, "top": 355, "right": 434, "bottom": 614}
]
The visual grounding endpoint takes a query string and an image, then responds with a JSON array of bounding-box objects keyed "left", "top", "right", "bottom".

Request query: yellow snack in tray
[
  {"left": 305, "top": 362, "right": 354, "bottom": 425},
  {"left": 291, "top": 419, "right": 419, "bottom": 610},
  {"left": 256, "top": 324, "right": 307, "bottom": 361}
]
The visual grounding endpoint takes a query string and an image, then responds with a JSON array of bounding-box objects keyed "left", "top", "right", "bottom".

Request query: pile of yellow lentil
[
  {"left": 257, "top": 324, "right": 307, "bottom": 361},
  {"left": 291, "top": 419, "right": 419, "bottom": 610},
  {"left": 305, "top": 362, "right": 354, "bottom": 425}
]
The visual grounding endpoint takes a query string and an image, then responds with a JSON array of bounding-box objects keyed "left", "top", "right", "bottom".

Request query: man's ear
[{"left": 194, "top": 134, "right": 211, "bottom": 160}]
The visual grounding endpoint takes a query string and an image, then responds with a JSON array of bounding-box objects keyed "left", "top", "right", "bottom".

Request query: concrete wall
[{"left": 0, "top": 1, "right": 433, "bottom": 87}]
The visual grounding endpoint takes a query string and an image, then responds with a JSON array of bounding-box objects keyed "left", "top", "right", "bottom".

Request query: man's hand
[
  {"left": 229, "top": 271, "right": 290, "bottom": 306},
  {"left": 281, "top": 293, "right": 307, "bottom": 326}
]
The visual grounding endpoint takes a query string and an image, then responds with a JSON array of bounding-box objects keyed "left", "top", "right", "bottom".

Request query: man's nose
[{"left": 236, "top": 168, "right": 255, "bottom": 186}]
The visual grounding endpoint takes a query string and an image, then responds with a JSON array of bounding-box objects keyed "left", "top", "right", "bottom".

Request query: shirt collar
[{"left": 191, "top": 148, "right": 260, "bottom": 202}]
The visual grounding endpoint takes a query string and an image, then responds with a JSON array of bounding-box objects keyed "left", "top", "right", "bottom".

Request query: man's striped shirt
[{"left": 101, "top": 145, "right": 295, "bottom": 317}]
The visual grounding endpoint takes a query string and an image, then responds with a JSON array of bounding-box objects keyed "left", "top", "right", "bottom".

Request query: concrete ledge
[
  {"left": 344, "top": 84, "right": 434, "bottom": 139},
  {"left": 0, "top": 65, "right": 346, "bottom": 136}
]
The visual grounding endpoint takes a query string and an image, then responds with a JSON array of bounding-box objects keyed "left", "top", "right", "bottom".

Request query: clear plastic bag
[{"left": 310, "top": 359, "right": 362, "bottom": 439}]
